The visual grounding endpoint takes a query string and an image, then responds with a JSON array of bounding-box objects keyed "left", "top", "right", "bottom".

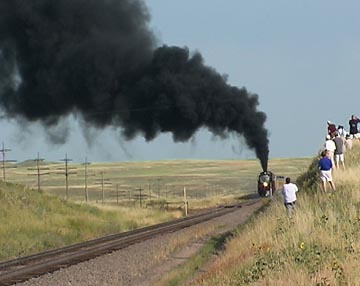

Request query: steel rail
[{"left": 0, "top": 199, "right": 260, "bottom": 286}]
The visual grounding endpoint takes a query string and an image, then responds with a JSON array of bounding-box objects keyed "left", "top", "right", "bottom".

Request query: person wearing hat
[{"left": 327, "top": 120, "right": 337, "bottom": 137}]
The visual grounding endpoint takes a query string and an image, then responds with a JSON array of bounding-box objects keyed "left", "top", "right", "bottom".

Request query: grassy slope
[
  {"left": 186, "top": 141, "right": 360, "bottom": 286},
  {"left": 0, "top": 182, "right": 181, "bottom": 261},
  {"left": 0, "top": 158, "right": 310, "bottom": 262}
]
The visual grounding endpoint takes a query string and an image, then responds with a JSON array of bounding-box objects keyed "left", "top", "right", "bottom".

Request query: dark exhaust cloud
[{"left": 0, "top": 0, "right": 269, "bottom": 170}]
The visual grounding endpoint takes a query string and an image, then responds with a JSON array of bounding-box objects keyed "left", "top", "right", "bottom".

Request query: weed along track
[{"left": 0, "top": 200, "right": 260, "bottom": 286}]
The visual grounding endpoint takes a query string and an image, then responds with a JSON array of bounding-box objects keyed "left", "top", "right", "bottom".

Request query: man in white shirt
[
  {"left": 324, "top": 134, "right": 336, "bottom": 169},
  {"left": 282, "top": 177, "right": 298, "bottom": 217}
]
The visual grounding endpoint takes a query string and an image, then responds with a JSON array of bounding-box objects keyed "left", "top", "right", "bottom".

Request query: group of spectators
[
  {"left": 281, "top": 114, "right": 360, "bottom": 217},
  {"left": 318, "top": 115, "right": 360, "bottom": 193}
]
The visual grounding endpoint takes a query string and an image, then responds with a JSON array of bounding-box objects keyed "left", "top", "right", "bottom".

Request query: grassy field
[
  {"left": 0, "top": 156, "right": 311, "bottom": 262},
  {"left": 0, "top": 180, "right": 184, "bottom": 261},
  {"left": 180, "top": 141, "right": 360, "bottom": 286},
  {"left": 4, "top": 157, "right": 311, "bottom": 206}
]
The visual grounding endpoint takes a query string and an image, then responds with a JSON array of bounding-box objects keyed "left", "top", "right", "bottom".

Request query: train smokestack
[{"left": 0, "top": 0, "right": 269, "bottom": 168}]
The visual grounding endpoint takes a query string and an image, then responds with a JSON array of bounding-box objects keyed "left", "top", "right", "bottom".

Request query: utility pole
[
  {"left": 95, "top": 171, "right": 111, "bottom": 204},
  {"left": 82, "top": 157, "right": 91, "bottom": 202},
  {"left": 0, "top": 142, "right": 17, "bottom": 182},
  {"left": 28, "top": 153, "right": 50, "bottom": 191},
  {"left": 58, "top": 154, "right": 76, "bottom": 200}
]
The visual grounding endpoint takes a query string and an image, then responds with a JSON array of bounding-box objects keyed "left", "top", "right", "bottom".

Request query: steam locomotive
[{"left": 257, "top": 171, "right": 277, "bottom": 197}]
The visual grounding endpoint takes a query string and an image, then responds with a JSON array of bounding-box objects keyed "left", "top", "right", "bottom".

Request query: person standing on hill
[
  {"left": 333, "top": 133, "right": 345, "bottom": 170},
  {"left": 324, "top": 135, "right": 336, "bottom": 169},
  {"left": 319, "top": 151, "right": 336, "bottom": 193},
  {"left": 337, "top": 125, "right": 348, "bottom": 138},
  {"left": 327, "top": 121, "right": 337, "bottom": 137},
  {"left": 345, "top": 134, "right": 353, "bottom": 151},
  {"left": 282, "top": 177, "right": 298, "bottom": 217},
  {"left": 348, "top": 115, "right": 360, "bottom": 139}
]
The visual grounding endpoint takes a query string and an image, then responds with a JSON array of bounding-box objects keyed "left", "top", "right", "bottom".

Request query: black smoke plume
[{"left": 0, "top": 0, "right": 269, "bottom": 170}]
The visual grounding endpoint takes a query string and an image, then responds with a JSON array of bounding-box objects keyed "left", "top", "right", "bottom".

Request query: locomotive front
[{"left": 257, "top": 171, "right": 276, "bottom": 197}]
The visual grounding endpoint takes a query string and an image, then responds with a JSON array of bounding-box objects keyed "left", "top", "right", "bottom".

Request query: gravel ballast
[{"left": 16, "top": 200, "right": 264, "bottom": 286}]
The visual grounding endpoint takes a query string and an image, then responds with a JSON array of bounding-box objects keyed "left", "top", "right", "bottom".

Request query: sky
[{"left": 1, "top": 0, "right": 360, "bottom": 164}]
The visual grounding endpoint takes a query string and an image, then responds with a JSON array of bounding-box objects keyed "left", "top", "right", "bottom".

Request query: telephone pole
[
  {"left": 82, "top": 157, "right": 91, "bottom": 202},
  {"left": 0, "top": 142, "right": 17, "bottom": 181},
  {"left": 28, "top": 152, "right": 50, "bottom": 191},
  {"left": 58, "top": 154, "right": 76, "bottom": 200},
  {"left": 95, "top": 171, "right": 111, "bottom": 204}
]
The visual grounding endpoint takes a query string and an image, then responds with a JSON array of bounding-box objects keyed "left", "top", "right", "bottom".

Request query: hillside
[
  {"left": 185, "top": 141, "right": 360, "bottom": 285},
  {"left": 0, "top": 157, "right": 310, "bottom": 262},
  {"left": 0, "top": 182, "right": 181, "bottom": 261}
]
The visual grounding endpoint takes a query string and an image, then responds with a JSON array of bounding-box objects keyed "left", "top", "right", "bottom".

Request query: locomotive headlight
[{"left": 263, "top": 182, "right": 268, "bottom": 187}]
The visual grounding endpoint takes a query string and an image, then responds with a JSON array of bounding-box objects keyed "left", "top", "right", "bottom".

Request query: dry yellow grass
[
  {"left": 0, "top": 182, "right": 181, "bottom": 260},
  {"left": 0, "top": 156, "right": 310, "bottom": 262},
  {"left": 186, "top": 141, "right": 360, "bottom": 286},
  {"left": 7, "top": 157, "right": 311, "bottom": 206}
]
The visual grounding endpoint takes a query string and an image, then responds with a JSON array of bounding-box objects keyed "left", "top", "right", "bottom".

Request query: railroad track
[{"left": 0, "top": 199, "right": 260, "bottom": 286}]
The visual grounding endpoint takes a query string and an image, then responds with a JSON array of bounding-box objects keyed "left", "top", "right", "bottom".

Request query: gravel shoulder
[{"left": 16, "top": 200, "right": 264, "bottom": 286}]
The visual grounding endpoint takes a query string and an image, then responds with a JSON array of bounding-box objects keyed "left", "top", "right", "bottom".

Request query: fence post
[
  {"left": 138, "top": 188, "right": 143, "bottom": 207},
  {"left": 183, "top": 187, "right": 188, "bottom": 216},
  {"left": 83, "top": 157, "right": 91, "bottom": 202}
]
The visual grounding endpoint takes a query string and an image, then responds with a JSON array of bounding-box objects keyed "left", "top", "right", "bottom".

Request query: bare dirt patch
[{"left": 134, "top": 200, "right": 264, "bottom": 286}]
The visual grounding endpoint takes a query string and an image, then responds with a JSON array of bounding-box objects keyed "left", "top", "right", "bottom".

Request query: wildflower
[{"left": 299, "top": 242, "right": 305, "bottom": 249}]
